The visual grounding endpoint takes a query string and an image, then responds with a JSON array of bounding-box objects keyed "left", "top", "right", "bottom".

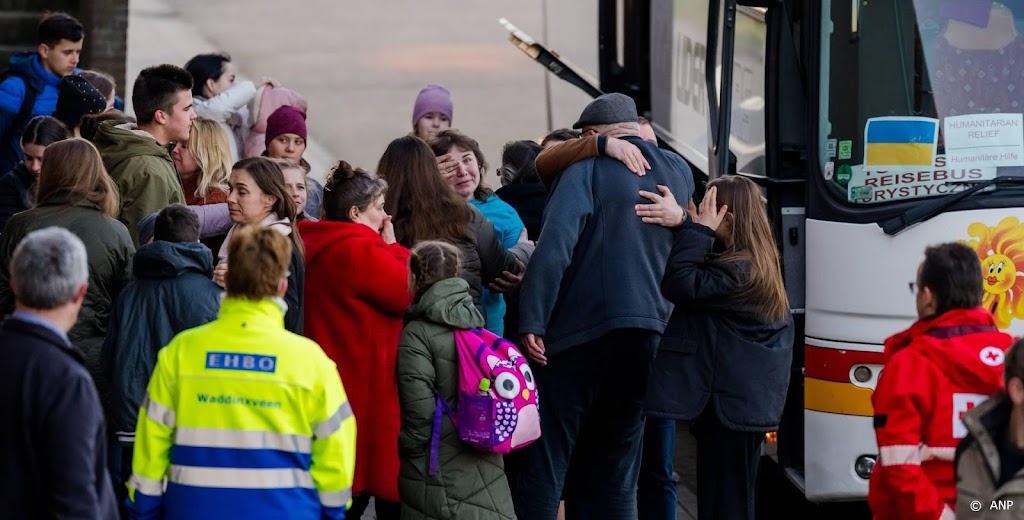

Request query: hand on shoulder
[{"left": 605, "top": 137, "right": 651, "bottom": 175}]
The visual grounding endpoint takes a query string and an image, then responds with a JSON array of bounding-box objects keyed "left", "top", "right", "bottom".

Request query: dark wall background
[{"left": 0, "top": 0, "right": 129, "bottom": 90}]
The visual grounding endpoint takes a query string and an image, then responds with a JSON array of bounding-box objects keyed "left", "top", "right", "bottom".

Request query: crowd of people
[{"left": 1, "top": 10, "right": 1023, "bottom": 520}]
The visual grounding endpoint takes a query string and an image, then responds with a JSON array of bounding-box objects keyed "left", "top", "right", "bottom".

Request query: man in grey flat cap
[{"left": 515, "top": 93, "right": 695, "bottom": 519}]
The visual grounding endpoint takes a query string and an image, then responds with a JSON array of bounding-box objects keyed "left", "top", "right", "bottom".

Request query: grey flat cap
[{"left": 572, "top": 93, "right": 639, "bottom": 129}]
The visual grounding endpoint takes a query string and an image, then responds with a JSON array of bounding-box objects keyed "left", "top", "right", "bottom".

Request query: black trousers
[
  {"left": 693, "top": 404, "right": 764, "bottom": 520},
  {"left": 511, "top": 330, "right": 659, "bottom": 520}
]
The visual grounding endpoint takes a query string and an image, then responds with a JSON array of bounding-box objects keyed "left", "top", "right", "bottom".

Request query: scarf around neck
[{"left": 217, "top": 213, "right": 292, "bottom": 265}]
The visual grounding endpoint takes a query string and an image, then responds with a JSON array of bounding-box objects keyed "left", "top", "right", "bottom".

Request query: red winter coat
[
  {"left": 299, "top": 220, "right": 412, "bottom": 502},
  {"left": 868, "top": 308, "right": 1012, "bottom": 520}
]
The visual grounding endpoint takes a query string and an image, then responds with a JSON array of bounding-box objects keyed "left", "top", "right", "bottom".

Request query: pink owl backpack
[{"left": 428, "top": 327, "right": 541, "bottom": 475}]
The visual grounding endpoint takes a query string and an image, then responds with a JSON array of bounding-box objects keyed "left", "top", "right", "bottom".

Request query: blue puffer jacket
[
  {"left": 102, "top": 240, "right": 222, "bottom": 439},
  {"left": 0, "top": 53, "right": 76, "bottom": 173}
]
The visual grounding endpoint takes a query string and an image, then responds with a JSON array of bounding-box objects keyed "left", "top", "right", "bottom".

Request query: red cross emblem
[
  {"left": 960, "top": 401, "right": 977, "bottom": 422},
  {"left": 980, "top": 346, "right": 1005, "bottom": 367}
]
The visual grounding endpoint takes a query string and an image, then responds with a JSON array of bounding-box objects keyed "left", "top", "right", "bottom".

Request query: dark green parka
[
  {"left": 0, "top": 194, "right": 134, "bottom": 399},
  {"left": 396, "top": 277, "right": 516, "bottom": 520}
]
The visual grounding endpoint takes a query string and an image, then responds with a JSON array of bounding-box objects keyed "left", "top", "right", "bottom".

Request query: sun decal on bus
[{"left": 963, "top": 217, "right": 1024, "bottom": 330}]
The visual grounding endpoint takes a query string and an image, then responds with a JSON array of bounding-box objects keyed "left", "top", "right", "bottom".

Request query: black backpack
[{"left": 0, "top": 52, "right": 42, "bottom": 145}]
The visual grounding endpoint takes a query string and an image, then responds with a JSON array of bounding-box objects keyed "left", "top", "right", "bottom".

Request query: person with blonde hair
[
  {"left": 644, "top": 175, "right": 794, "bottom": 520},
  {"left": 127, "top": 225, "right": 356, "bottom": 520},
  {"left": 171, "top": 117, "right": 230, "bottom": 205},
  {"left": 0, "top": 138, "right": 134, "bottom": 398}
]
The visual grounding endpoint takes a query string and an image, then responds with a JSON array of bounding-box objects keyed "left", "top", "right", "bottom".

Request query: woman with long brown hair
[
  {"left": 0, "top": 138, "right": 135, "bottom": 396},
  {"left": 376, "top": 136, "right": 531, "bottom": 314},
  {"left": 643, "top": 174, "right": 793, "bottom": 520},
  {"left": 213, "top": 156, "right": 305, "bottom": 333}
]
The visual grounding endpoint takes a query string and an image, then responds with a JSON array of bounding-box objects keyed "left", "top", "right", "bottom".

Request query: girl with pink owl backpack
[{"left": 397, "top": 241, "right": 537, "bottom": 520}]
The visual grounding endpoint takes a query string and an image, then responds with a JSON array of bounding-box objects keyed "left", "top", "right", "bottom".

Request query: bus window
[
  {"left": 820, "top": 0, "right": 1024, "bottom": 206},
  {"left": 927, "top": 2, "right": 1023, "bottom": 117}
]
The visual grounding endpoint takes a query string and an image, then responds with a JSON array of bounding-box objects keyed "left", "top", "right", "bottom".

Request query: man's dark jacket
[
  {"left": 103, "top": 240, "right": 221, "bottom": 436},
  {"left": 518, "top": 136, "right": 695, "bottom": 355},
  {"left": 0, "top": 316, "right": 118, "bottom": 519}
]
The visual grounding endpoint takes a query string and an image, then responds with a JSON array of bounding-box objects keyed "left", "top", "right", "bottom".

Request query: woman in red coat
[{"left": 299, "top": 161, "right": 411, "bottom": 519}]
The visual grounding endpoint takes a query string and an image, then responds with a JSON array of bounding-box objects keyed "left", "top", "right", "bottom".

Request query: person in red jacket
[
  {"left": 869, "top": 242, "right": 1013, "bottom": 520},
  {"left": 299, "top": 161, "right": 411, "bottom": 520}
]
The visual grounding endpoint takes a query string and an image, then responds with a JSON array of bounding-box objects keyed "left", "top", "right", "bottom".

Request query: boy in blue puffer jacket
[{"left": 0, "top": 12, "right": 84, "bottom": 172}]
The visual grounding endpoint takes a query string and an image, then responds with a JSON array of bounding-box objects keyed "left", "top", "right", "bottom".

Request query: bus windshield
[{"left": 820, "top": 0, "right": 1024, "bottom": 205}]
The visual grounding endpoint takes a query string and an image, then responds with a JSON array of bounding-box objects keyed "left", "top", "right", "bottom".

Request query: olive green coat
[
  {"left": 396, "top": 278, "right": 516, "bottom": 520},
  {"left": 0, "top": 195, "right": 134, "bottom": 400},
  {"left": 92, "top": 121, "right": 184, "bottom": 246}
]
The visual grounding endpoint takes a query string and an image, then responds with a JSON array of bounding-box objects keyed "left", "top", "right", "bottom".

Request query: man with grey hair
[
  {"left": 516, "top": 93, "right": 695, "bottom": 519},
  {"left": 0, "top": 227, "right": 117, "bottom": 519}
]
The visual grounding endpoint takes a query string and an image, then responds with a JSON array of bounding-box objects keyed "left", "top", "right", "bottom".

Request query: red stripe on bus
[{"left": 804, "top": 344, "right": 886, "bottom": 383}]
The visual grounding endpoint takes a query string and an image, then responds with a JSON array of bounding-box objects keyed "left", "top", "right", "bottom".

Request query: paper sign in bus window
[
  {"left": 847, "top": 154, "right": 995, "bottom": 204},
  {"left": 943, "top": 113, "right": 1024, "bottom": 168},
  {"left": 864, "top": 117, "right": 939, "bottom": 168}
]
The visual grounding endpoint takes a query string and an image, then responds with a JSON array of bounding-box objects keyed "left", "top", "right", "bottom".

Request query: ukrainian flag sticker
[{"left": 864, "top": 116, "right": 939, "bottom": 167}]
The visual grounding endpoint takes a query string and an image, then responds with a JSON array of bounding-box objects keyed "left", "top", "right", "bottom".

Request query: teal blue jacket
[{"left": 470, "top": 194, "right": 524, "bottom": 336}]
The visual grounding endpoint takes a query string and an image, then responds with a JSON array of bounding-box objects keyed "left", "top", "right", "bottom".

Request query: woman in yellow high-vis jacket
[{"left": 127, "top": 225, "right": 357, "bottom": 520}]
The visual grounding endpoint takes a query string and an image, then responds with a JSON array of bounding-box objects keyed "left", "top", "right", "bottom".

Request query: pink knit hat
[
  {"left": 412, "top": 84, "right": 453, "bottom": 127},
  {"left": 265, "top": 105, "right": 307, "bottom": 146}
]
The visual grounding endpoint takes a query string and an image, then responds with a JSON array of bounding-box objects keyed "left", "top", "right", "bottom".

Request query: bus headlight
[{"left": 855, "top": 455, "right": 876, "bottom": 479}]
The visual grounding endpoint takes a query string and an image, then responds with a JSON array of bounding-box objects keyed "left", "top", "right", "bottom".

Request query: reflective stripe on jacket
[{"left": 127, "top": 297, "right": 356, "bottom": 520}]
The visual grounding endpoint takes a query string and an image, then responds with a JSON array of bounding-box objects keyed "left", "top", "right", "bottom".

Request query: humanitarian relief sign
[
  {"left": 848, "top": 154, "right": 996, "bottom": 204},
  {"left": 944, "top": 114, "right": 1024, "bottom": 168}
]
